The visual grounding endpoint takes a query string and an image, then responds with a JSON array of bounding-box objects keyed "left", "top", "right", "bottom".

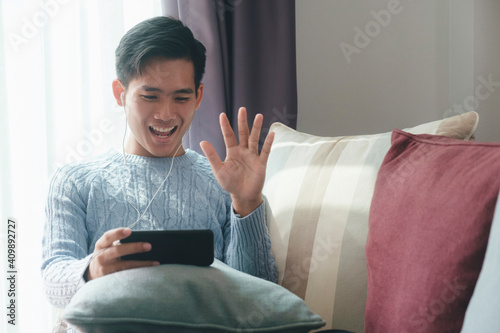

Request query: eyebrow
[
  {"left": 174, "top": 88, "right": 195, "bottom": 95},
  {"left": 140, "top": 85, "right": 194, "bottom": 95}
]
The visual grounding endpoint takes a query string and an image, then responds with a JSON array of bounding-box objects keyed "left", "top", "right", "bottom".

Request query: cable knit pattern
[{"left": 42, "top": 149, "right": 278, "bottom": 308}]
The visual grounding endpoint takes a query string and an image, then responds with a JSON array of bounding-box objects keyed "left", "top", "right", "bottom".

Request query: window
[{"left": 0, "top": 1, "right": 162, "bottom": 331}]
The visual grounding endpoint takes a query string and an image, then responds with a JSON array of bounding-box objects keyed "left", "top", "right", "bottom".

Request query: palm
[
  {"left": 215, "top": 145, "right": 265, "bottom": 197},
  {"left": 200, "top": 108, "right": 274, "bottom": 217}
]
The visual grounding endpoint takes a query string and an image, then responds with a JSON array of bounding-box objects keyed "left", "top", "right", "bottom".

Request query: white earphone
[{"left": 116, "top": 88, "right": 182, "bottom": 230}]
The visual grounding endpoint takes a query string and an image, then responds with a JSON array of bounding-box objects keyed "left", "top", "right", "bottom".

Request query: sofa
[
  {"left": 62, "top": 111, "right": 500, "bottom": 333},
  {"left": 262, "top": 110, "right": 500, "bottom": 333}
]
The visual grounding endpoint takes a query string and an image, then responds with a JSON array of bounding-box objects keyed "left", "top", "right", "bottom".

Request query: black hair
[{"left": 115, "top": 16, "right": 206, "bottom": 91}]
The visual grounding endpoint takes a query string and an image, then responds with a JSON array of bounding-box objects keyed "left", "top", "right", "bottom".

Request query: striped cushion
[{"left": 262, "top": 111, "right": 479, "bottom": 332}]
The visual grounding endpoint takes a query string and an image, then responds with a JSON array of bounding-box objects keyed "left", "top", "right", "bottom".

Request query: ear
[
  {"left": 112, "top": 79, "right": 126, "bottom": 106},
  {"left": 195, "top": 83, "right": 204, "bottom": 110}
]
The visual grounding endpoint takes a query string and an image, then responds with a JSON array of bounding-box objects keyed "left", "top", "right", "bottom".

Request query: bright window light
[{"left": 0, "top": 1, "right": 162, "bottom": 332}]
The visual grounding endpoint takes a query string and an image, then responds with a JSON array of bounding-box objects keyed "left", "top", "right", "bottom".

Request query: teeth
[
  {"left": 151, "top": 126, "right": 175, "bottom": 133},
  {"left": 150, "top": 125, "right": 177, "bottom": 139}
]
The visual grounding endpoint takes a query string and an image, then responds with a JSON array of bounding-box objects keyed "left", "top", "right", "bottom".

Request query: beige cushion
[{"left": 262, "top": 111, "right": 479, "bottom": 332}]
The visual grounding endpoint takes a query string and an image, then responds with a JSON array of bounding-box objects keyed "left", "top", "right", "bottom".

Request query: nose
[{"left": 154, "top": 100, "right": 174, "bottom": 121}]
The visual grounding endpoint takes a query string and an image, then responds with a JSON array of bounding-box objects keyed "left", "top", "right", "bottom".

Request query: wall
[
  {"left": 475, "top": 0, "right": 500, "bottom": 142},
  {"left": 296, "top": 0, "right": 498, "bottom": 141}
]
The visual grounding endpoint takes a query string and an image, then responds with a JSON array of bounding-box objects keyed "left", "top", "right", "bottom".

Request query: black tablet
[{"left": 121, "top": 229, "right": 214, "bottom": 266}]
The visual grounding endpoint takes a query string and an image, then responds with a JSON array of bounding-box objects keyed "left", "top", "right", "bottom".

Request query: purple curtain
[{"left": 162, "top": 0, "right": 297, "bottom": 159}]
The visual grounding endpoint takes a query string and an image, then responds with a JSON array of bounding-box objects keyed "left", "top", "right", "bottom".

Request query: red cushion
[{"left": 365, "top": 130, "right": 500, "bottom": 333}]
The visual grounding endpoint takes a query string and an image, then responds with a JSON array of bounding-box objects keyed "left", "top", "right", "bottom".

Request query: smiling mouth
[{"left": 149, "top": 125, "right": 177, "bottom": 138}]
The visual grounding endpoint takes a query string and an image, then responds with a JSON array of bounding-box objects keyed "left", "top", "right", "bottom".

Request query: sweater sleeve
[
  {"left": 41, "top": 166, "right": 93, "bottom": 308},
  {"left": 224, "top": 201, "right": 278, "bottom": 283}
]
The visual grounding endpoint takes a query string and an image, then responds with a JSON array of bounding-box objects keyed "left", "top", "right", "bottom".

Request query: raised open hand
[{"left": 200, "top": 107, "right": 274, "bottom": 217}]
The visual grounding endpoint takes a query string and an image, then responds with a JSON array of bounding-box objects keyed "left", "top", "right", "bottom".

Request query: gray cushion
[
  {"left": 62, "top": 259, "right": 325, "bottom": 332},
  {"left": 461, "top": 191, "right": 500, "bottom": 332}
]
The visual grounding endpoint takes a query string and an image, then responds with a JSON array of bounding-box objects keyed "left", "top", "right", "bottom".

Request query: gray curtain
[{"left": 162, "top": 0, "right": 297, "bottom": 159}]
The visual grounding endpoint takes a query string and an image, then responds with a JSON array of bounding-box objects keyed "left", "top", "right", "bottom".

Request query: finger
[
  {"left": 220, "top": 112, "right": 238, "bottom": 149},
  {"left": 114, "top": 259, "right": 160, "bottom": 273},
  {"left": 95, "top": 228, "right": 131, "bottom": 251},
  {"left": 89, "top": 242, "right": 156, "bottom": 279},
  {"left": 237, "top": 107, "right": 250, "bottom": 148},
  {"left": 113, "top": 242, "right": 153, "bottom": 258},
  {"left": 200, "top": 141, "right": 224, "bottom": 173},
  {"left": 93, "top": 240, "right": 152, "bottom": 265},
  {"left": 259, "top": 131, "right": 275, "bottom": 166},
  {"left": 249, "top": 113, "right": 264, "bottom": 153}
]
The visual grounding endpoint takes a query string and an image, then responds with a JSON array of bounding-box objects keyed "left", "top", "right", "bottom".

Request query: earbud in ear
[{"left": 120, "top": 92, "right": 125, "bottom": 106}]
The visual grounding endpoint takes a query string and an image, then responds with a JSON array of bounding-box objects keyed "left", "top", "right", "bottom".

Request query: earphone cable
[{"left": 89, "top": 95, "right": 182, "bottom": 261}]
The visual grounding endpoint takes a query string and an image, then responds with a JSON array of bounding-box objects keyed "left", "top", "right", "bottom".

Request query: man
[{"left": 42, "top": 16, "right": 277, "bottom": 308}]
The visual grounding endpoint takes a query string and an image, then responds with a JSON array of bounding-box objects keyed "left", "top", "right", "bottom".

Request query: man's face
[{"left": 117, "top": 57, "right": 203, "bottom": 158}]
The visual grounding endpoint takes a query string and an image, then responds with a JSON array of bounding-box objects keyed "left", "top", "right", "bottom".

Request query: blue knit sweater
[{"left": 42, "top": 149, "right": 278, "bottom": 308}]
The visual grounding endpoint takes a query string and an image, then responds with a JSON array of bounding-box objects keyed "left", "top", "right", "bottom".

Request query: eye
[
  {"left": 141, "top": 95, "right": 157, "bottom": 100},
  {"left": 175, "top": 97, "right": 190, "bottom": 103}
]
